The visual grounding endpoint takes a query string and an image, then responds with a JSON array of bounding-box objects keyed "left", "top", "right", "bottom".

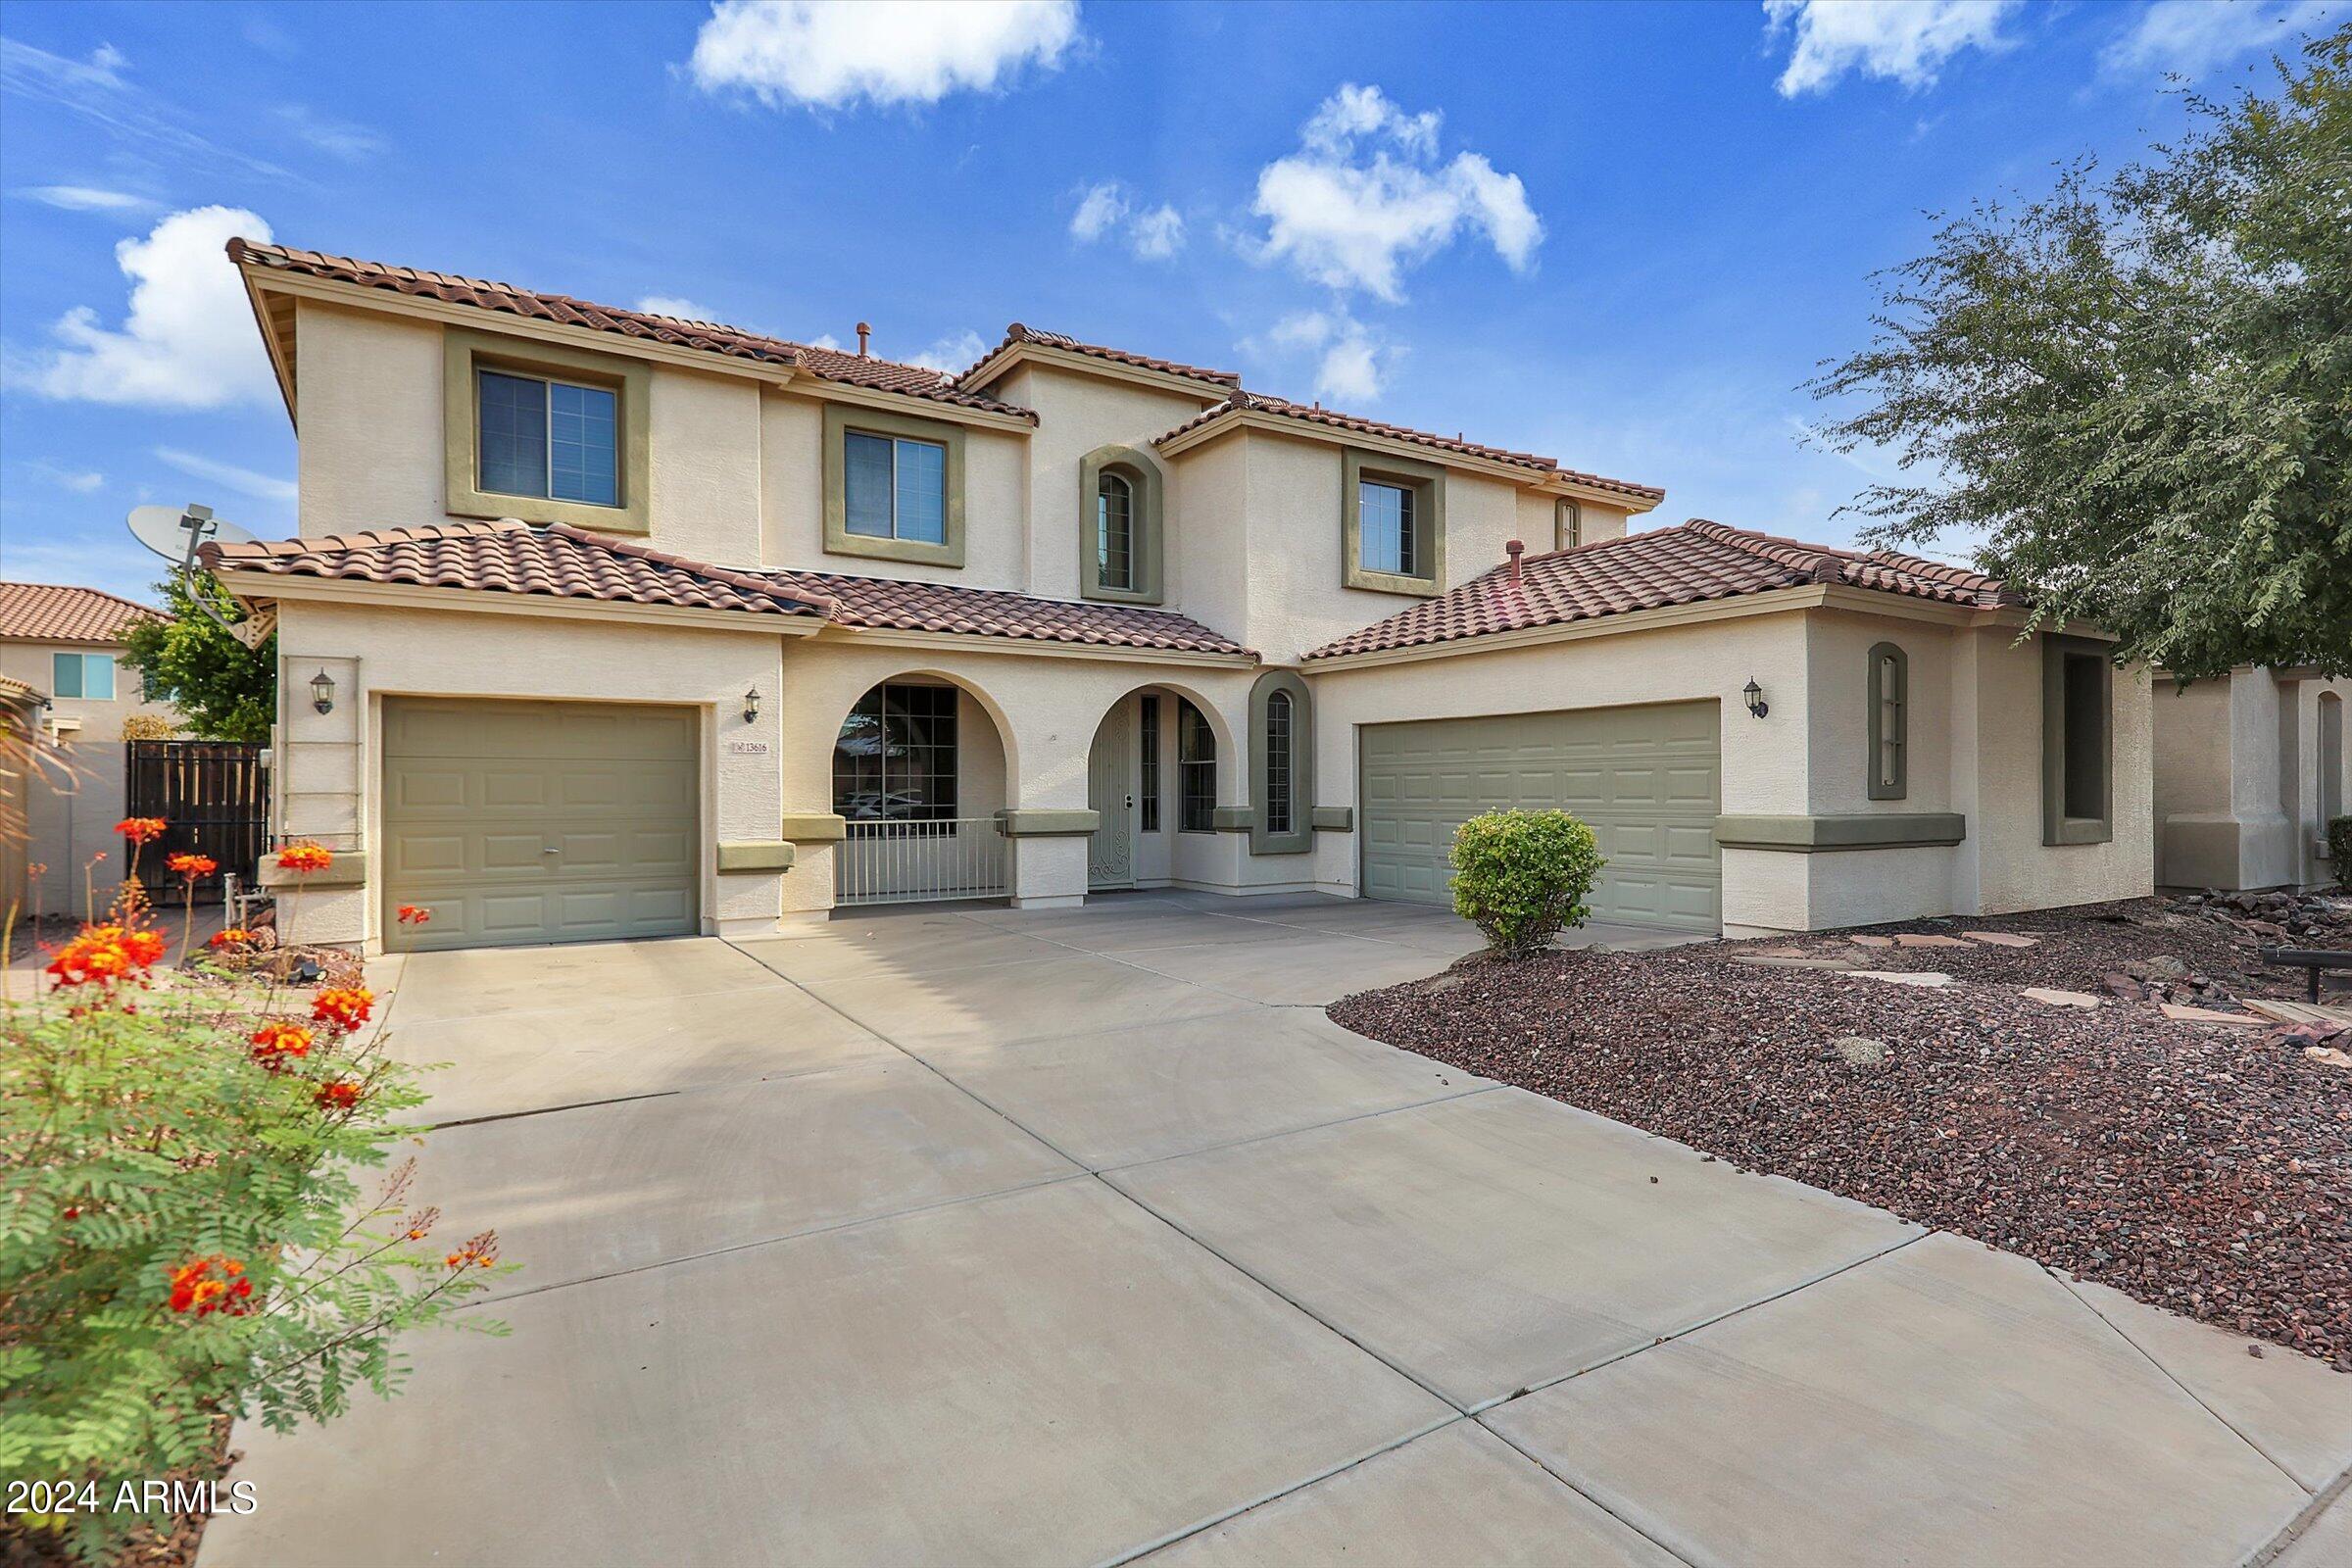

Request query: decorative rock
[
  {"left": 1831, "top": 1035, "right": 1888, "bottom": 1066},
  {"left": 1730, "top": 956, "right": 1856, "bottom": 971},
  {"left": 2158, "top": 1003, "right": 2262, "bottom": 1027},
  {"left": 1965, "top": 932, "right": 2040, "bottom": 948},
  {"left": 2022, "top": 987, "right": 2101, "bottom": 1009},
  {"left": 1849, "top": 935, "right": 1896, "bottom": 949},
  {"left": 2142, "top": 956, "right": 2192, "bottom": 980},
  {"left": 2305, "top": 1046, "right": 2352, "bottom": 1070},
  {"left": 1893, "top": 933, "right": 1972, "bottom": 948},
  {"left": 1851, "top": 970, "right": 1954, "bottom": 988}
]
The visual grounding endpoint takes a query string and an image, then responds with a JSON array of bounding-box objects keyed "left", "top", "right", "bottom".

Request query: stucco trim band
[
  {"left": 715, "top": 841, "right": 794, "bottom": 873},
  {"left": 1713, "top": 812, "right": 1967, "bottom": 853},
  {"left": 1310, "top": 806, "right": 1354, "bottom": 831},
  {"left": 1208, "top": 807, "right": 1253, "bottom": 833},
  {"left": 777, "top": 813, "right": 848, "bottom": 842},
  {"left": 995, "top": 808, "right": 1101, "bottom": 837},
  {"left": 213, "top": 570, "right": 826, "bottom": 639},
  {"left": 807, "top": 623, "right": 1255, "bottom": 668}
]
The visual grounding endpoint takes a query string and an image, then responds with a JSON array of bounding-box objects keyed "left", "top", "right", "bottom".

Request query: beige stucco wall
[
  {"left": 0, "top": 638, "right": 180, "bottom": 915},
  {"left": 269, "top": 597, "right": 787, "bottom": 950},
  {"left": 2153, "top": 669, "right": 2352, "bottom": 890}
]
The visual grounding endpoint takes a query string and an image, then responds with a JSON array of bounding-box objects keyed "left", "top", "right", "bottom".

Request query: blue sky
[{"left": 0, "top": 0, "right": 2338, "bottom": 603}]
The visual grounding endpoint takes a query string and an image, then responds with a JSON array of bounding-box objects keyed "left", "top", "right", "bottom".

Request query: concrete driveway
[{"left": 200, "top": 893, "right": 2352, "bottom": 1567}]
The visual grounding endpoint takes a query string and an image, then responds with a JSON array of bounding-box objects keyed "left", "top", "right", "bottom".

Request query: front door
[{"left": 1088, "top": 704, "right": 1133, "bottom": 890}]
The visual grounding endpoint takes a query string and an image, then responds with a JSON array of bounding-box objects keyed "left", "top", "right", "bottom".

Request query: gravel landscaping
[{"left": 1329, "top": 897, "right": 2352, "bottom": 1370}]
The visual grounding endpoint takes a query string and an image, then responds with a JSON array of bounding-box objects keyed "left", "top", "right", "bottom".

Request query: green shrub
[
  {"left": 0, "top": 905, "right": 506, "bottom": 1562},
  {"left": 1449, "top": 808, "right": 1608, "bottom": 956},
  {"left": 2329, "top": 815, "right": 2352, "bottom": 887}
]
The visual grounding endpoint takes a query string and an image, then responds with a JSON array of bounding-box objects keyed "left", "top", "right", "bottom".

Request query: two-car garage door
[
  {"left": 1359, "top": 700, "right": 1722, "bottom": 934},
  {"left": 381, "top": 698, "right": 700, "bottom": 953}
]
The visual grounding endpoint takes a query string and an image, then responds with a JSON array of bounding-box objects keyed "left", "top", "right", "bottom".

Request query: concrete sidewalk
[{"left": 199, "top": 893, "right": 2352, "bottom": 1567}]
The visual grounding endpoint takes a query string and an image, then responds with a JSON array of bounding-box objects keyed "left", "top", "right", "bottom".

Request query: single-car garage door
[
  {"left": 1359, "top": 700, "right": 1722, "bottom": 933},
  {"left": 382, "top": 698, "right": 699, "bottom": 953}
]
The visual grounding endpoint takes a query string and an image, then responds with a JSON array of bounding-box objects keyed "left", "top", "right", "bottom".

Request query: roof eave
[{"left": 960, "top": 339, "right": 1237, "bottom": 405}]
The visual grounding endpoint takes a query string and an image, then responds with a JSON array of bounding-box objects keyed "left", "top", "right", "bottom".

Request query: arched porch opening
[
  {"left": 829, "top": 670, "right": 1014, "bottom": 906},
  {"left": 1081, "top": 680, "right": 1234, "bottom": 894}
]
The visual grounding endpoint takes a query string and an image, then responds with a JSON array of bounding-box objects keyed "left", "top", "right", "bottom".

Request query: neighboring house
[
  {"left": 2152, "top": 667, "right": 2350, "bottom": 891},
  {"left": 203, "top": 239, "right": 2152, "bottom": 954},
  {"left": 0, "top": 582, "right": 175, "bottom": 918},
  {"left": 0, "top": 673, "right": 46, "bottom": 920}
]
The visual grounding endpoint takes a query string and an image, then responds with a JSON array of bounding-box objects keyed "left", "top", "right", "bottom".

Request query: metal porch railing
[{"left": 834, "top": 816, "right": 1009, "bottom": 906}]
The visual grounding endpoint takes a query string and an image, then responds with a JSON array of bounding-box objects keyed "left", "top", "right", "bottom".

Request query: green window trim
[
  {"left": 1249, "top": 668, "right": 1314, "bottom": 856},
  {"left": 1076, "top": 444, "right": 1164, "bottom": 604},
  {"left": 443, "top": 326, "right": 650, "bottom": 532},
  {"left": 1341, "top": 449, "right": 1445, "bottom": 597},
  {"left": 2041, "top": 635, "right": 2115, "bottom": 846},
  {"left": 823, "top": 403, "right": 967, "bottom": 567},
  {"left": 1866, "top": 641, "right": 1908, "bottom": 801}
]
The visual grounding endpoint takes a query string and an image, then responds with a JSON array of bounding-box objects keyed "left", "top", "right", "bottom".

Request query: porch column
[{"left": 996, "top": 810, "right": 1098, "bottom": 909}]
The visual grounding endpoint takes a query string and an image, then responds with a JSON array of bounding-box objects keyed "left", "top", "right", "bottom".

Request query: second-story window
[
  {"left": 844, "top": 431, "right": 948, "bottom": 545},
  {"left": 1097, "top": 472, "right": 1135, "bottom": 591},
  {"left": 51, "top": 652, "right": 116, "bottom": 701},
  {"left": 478, "top": 369, "right": 618, "bottom": 507},
  {"left": 1359, "top": 480, "right": 1416, "bottom": 576}
]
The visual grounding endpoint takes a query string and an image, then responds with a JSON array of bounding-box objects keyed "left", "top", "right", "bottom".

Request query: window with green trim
[
  {"left": 1139, "top": 696, "right": 1162, "bottom": 832},
  {"left": 844, "top": 432, "right": 948, "bottom": 544},
  {"left": 1178, "top": 699, "right": 1216, "bottom": 833},
  {"left": 1867, "top": 642, "right": 1907, "bottom": 801},
  {"left": 1359, "top": 480, "right": 1417, "bottom": 576}
]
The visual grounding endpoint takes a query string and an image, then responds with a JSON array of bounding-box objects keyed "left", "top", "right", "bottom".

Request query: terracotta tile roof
[
  {"left": 1304, "top": 518, "right": 2013, "bottom": 661},
  {"left": 202, "top": 520, "right": 831, "bottom": 620},
  {"left": 229, "top": 239, "right": 1034, "bottom": 421},
  {"left": 0, "top": 581, "right": 160, "bottom": 645},
  {"left": 1153, "top": 390, "right": 1666, "bottom": 500},
  {"left": 765, "top": 567, "right": 1250, "bottom": 657},
  {"left": 959, "top": 323, "right": 1243, "bottom": 390}
]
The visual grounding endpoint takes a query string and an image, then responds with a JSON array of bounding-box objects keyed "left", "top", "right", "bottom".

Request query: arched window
[
  {"left": 1867, "top": 642, "right": 1908, "bottom": 801},
  {"left": 1264, "top": 690, "right": 1294, "bottom": 834},
  {"left": 1249, "top": 669, "right": 1314, "bottom": 855},
  {"left": 1097, "top": 472, "right": 1135, "bottom": 592},
  {"left": 1178, "top": 699, "right": 1217, "bottom": 833}
]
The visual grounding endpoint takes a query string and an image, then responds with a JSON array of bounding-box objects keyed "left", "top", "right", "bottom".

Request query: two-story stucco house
[
  {"left": 0, "top": 581, "right": 176, "bottom": 917},
  {"left": 201, "top": 239, "right": 2155, "bottom": 955}
]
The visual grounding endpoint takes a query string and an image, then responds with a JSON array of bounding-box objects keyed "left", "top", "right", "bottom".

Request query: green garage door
[
  {"left": 382, "top": 698, "right": 699, "bottom": 953},
  {"left": 1359, "top": 701, "right": 1722, "bottom": 933}
]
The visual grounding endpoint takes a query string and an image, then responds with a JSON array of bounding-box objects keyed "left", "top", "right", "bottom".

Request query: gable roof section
[
  {"left": 229, "top": 239, "right": 1034, "bottom": 420},
  {"left": 1304, "top": 518, "right": 2013, "bottom": 662},
  {"left": 203, "top": 520, "right": 831, "bottom": 620},
  {"left": 1153, "top": 390, "right": 1666, "bottom": 502},
  {"left": 0, "top": 581, "right": 160, "bottom": 646},
  {"left": 765, "top": 567, "right": 1249, "bottom": 657},
  {"left": 958, "top": 323, "right": 1244, "bottom": 393}
]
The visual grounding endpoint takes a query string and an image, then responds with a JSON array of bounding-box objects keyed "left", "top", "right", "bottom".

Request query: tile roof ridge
[
  {"left": 956, "top": 323, "right": 1246, "bottom": 390},
  {"left": 1684, "top": 517, "right": 1844, "bottom": 583},
  {"left": 539, "top": 523, "right": 835, "bottom": 614}
]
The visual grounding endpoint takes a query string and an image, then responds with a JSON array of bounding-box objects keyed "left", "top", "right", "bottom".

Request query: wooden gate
[{"left": 125, "top": 741, "right": 268, "bottom": 902}]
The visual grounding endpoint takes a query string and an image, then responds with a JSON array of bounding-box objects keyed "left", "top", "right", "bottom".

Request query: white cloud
[
  {"left": 1248, "top": 83, "right": 1542, "bottom": 303},
  {"left": 19, "top": 184, "right": 151, "bottom": 213},
  {"left": 272, "top": 104, "right": 383, "bottom": 160},
  {"left": 28, "top": 461, "right": 105, "bottom": 493},
  {"left": 903, "top": 329, "right": 987, "bottom": 374},
  {"left": 152, "top": 448, "right": 295, "bottom": 504},
  {"left": 1128, "top": 204, "right": 1185, "bottom": 260},
  {"left": 1257, "top": 309, "right": 1393, "bottom": 405},
  {"left": 0, "top": 38, "right": 290, "bottom": 181},
  {"left": 1762, "top": 0, "right": 2018, "bottom": 97},
  {"left": 1069, "top": 180, "right": 1187, "bottom": 259},
  {"left": 2100, "top": 0, "right": 2345, "bottom": 79},
  {"left": 22, "top": 206, "right": 278, "bottom": 410},
  {"left": 1069, "top": 180, "right": 1128, "bottom": 241},
  {"left": 688, "top": 0, "right": 1080, "bottom": 110},
  {"left": 804, "top": 332, "right": 842, "bottom": 351},
  {"left": 636, "top": 294, "right": 712, "bottom": 321}
]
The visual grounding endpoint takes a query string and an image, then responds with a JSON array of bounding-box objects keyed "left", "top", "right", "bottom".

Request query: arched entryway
[
  {"left": 830, "top": 673, "right": 1013, "bottom": 906},
  {"left": 1081, "top": 684, "right": 1230, "bottom": 892}
]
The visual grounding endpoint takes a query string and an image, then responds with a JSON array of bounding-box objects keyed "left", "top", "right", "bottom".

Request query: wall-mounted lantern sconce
[
  {"left": 1742, "top": 679, "right": 1769, "bottom": 719},
  {"left": 743, "top": 686, "right": 762, "bottom": 724},
  {"left": 310, "top": 668, "right": 336, "bottom": 715}
]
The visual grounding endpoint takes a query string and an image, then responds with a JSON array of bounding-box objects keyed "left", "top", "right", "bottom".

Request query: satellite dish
[
  {"left": 126, "top": 503, "right": 264, "bottom": 638},
  {"left": 128, "top": 503, "right": 255, "bottom": 566}
]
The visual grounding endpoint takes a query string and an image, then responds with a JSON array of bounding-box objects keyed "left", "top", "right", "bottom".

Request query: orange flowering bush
[
  {"left": 2, "top": 893, "right": 509, "bottom": 1562},
  {"left": 310, "top": 986, "right": 373, "bottom": 1034},
  {"left": 395, "top": 904, "right": 432, "bottom": 926},
  {"left": 208, "top": 927, "right": 255, "bottom": 950},
  {"left": 114, "top": 816, "right": 167, "bottom": 845},
  {"left": 166, "top": 852, "right": 218, "bottom": 879},
  {"left": 273, "top": 842, "right": 333, "bottom": 874}
]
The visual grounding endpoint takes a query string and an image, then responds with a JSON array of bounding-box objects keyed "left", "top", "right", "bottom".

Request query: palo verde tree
[
  {"left": 1806, "top": 26, "right": 2350, "bottom": 679},
  {"left": 118, "top": 570, "right": 276, "bottom": 742}
]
